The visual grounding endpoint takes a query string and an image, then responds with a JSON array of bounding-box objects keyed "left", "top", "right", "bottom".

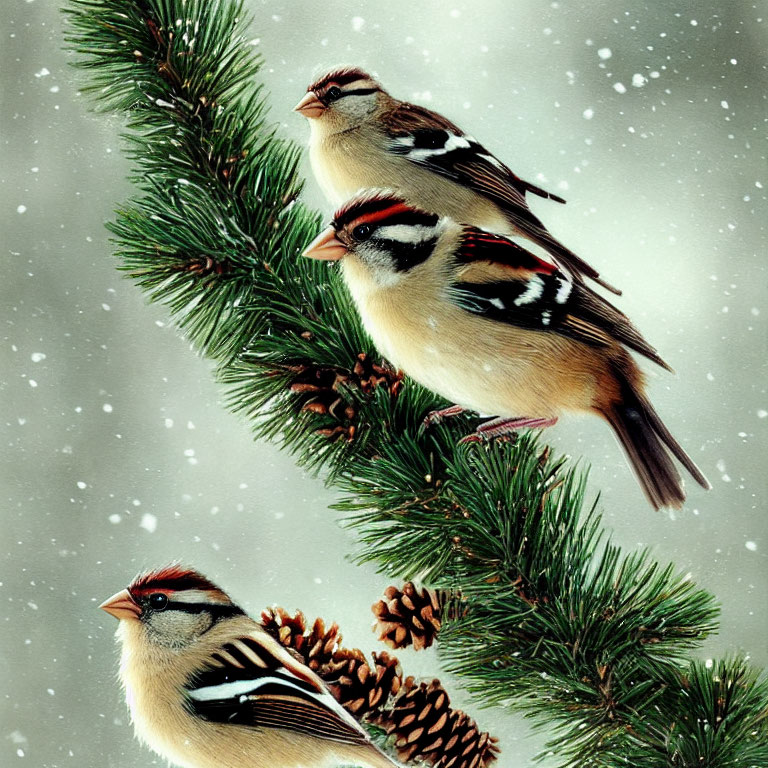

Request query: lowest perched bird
[
  {"left": 303, "top": 192, "right": 710, "bottom": 510},
  {"left": 295, "top": 66, "right": 619, "bottom": 294},
  {"left": 100, "top": 566, "right": 401, "bottom": 768}
]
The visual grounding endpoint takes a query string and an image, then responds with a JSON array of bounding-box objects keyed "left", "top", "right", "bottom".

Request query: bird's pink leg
[
  {"left": 422, "top": 404, "right": 467, "bottom": 428},
  {"left": 459, "top": 415, "right": 558, "bottom": 444}
]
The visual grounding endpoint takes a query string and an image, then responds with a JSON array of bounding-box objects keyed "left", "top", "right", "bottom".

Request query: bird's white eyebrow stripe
[
  {"left": 165, "top": 589, "right": 228, "bottom": 604},
  {"left": 376, "top": 223, "right": 437, "bottom": 243},
  {"left": 338, "top": 79, "right": 370, "bottom": 90}
]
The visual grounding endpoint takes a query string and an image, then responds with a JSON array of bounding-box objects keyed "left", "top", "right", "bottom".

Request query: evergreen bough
[{"left": 63, "top": 1, "right": 768, "bottom": 765}]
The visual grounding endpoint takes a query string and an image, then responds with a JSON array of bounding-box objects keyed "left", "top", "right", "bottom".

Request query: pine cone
[
  {"left": 261, "top": 606, "right": 306, "bottom": 645},
  {"left": 287, "top": 364, "right": 356, "bottom": 425},
  {"left": 379, "top": 677, "right": 499, "bottom": 768},
  {"left": 322, "top": 649, "right": 403, "bottom": 717},
  {"left": 280, "top": 354, "right": 403, "bottom": 442},
  {"left": 352, "top": 353, "right": 403, "bottom": 396},
  {"left": 260, "top": 607, "right": 340, "bottom": 671},
  {"left": 182, "top": 255, "right": 231, "bottom": 276},
  {"left": 373, "top": 583, "right": 445, "bottom": 651},
  {"left": 439, "top": 710, "right": 501, "bottom": 768}
]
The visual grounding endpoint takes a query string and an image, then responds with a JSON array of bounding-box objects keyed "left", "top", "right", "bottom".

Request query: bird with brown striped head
[{"left": 294, "top": 66, "right": 386, "bottom": 135}]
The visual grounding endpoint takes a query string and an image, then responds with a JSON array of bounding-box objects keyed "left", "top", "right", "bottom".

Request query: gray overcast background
[{"left": 2, "top": 1, "right": 766, "bottom": 766}]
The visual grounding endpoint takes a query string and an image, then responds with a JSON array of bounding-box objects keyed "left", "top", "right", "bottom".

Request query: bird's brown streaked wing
[
  {"left": 451, "top": 154, "right": 618, "bottom": 292},
  {"left": 563, "top": 294, "right": 673, "bottom": 372},
  {"left": 384, "top": 102, "right": 565, "bottom": 206},
  {"left": 455, "top": 227, "right": 560, "bottom": 277},
  {"left": 191, "top": 690, "right": 370, "bottom": 746},
  {"left": 384, "top": 102, "right": 622, "bottom": 293},
  {"left": 186, "top": 633, "right": 371, "bottom": 746},
  {"left": 382, "top": 101, "right": 464, "bottom": 134},
  {"left": 451, "top": 230, "right": 670, "bottom": 369}
]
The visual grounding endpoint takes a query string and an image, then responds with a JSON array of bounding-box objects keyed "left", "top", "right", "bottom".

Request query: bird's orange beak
[
  {"left": 302, "top": 227, "right": 348, "bottom": 261},
  {"left": 294, "top": 91, "right": 326, "bottom": 119},
  {"left": 100, "top": 588, "right": 142, "bottom": 621}
]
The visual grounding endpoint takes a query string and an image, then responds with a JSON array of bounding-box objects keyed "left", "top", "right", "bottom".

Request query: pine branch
[{"left": 64, "top": 1, "right": 768, "bottom": 766}]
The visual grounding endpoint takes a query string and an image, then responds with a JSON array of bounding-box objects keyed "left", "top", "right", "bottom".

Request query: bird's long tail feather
[{"left": 602, "top": 367, "right": 710, "bottom": 510}]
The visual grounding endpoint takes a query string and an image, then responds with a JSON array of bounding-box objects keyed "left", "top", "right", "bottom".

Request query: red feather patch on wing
[{"left": 458, "top": 228, "right": 558, "bottom": 275}]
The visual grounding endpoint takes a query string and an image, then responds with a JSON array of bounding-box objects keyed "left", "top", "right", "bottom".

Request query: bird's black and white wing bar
[
  {"left": 449, "top": 229, "right": 670, "bottom": 370},
  {"left": 384, "top": 103, "right": 565, "bottom": 209},
  {"left": 185, "top": 633, "right": 369, "bottom": 746},
  {"left": 383, "top": 102, "right": 621, "bottom": 294}
]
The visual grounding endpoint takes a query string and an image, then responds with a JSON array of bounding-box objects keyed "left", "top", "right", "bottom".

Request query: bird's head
[
  {"left": 294, "top": 67, "right": 386, "bottom": 134},
  {"left": 303, "top": 191, "right": 444, "bottom": 288},
  {"left": 100, "top": 566, "right": 244, "bottom": 649}
]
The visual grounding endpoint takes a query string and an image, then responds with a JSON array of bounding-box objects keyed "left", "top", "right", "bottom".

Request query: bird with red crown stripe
[
  {"left": 295, "top": 66, "right": 619, "bottom": 295},
  {"left": 100, "top": 565, "right": 403, "bottom": 768},
  {"left": 303, "top": 191, "right": 710, "bottom": 510}
]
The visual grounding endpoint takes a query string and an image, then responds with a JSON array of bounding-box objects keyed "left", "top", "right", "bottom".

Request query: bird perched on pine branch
[
  {"left": 303, "top": 192, "right": 710, "bottom": 510},
  {"left": 99, "top": 566, "right": 402, "bottom": 768},
  {"left": 295, "top": 66, "right": 619, "bottom": 294}
]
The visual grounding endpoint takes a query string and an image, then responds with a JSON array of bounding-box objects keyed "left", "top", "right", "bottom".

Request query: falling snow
[
  {"left": 3, "top": 7, "right": 766, "bottom": 768},
  {"left": 139, "top": 513, "right": 158, "bottom": 533}
]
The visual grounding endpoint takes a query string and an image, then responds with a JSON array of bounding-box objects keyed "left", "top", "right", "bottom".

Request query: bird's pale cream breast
[{"left": 341, "top": 248, "right": 600, "bottom": 417}]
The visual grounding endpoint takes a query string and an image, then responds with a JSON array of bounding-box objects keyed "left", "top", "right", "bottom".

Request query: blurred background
[{"left": 2, "top": 0, "right": 766, "bottom": 765}]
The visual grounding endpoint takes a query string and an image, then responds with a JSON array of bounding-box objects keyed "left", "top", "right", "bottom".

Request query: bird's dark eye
[
  {"left": 352, "top": 223, "right": 373, "bottom": 241},
  {"left": 148, "top": 593, "right": 169, "bottom": 611},
  {"left": 326, "top": 86, "right": 343, "bottom": 102}
]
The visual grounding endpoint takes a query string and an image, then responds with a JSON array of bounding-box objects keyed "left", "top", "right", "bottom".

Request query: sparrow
[
  {"left": 302, "top": 191, "right": 710, "bottom": 510},
  {"left": 295, "top": 66, "right": 620, "bottom": 295},
  {"left": 100, "top": 565, "right": 401, "bottom": 768}
]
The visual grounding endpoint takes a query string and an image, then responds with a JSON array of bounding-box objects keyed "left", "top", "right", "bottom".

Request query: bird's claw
[{"left": 422, "top": 405, "right": 466, "bottom": 430}]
